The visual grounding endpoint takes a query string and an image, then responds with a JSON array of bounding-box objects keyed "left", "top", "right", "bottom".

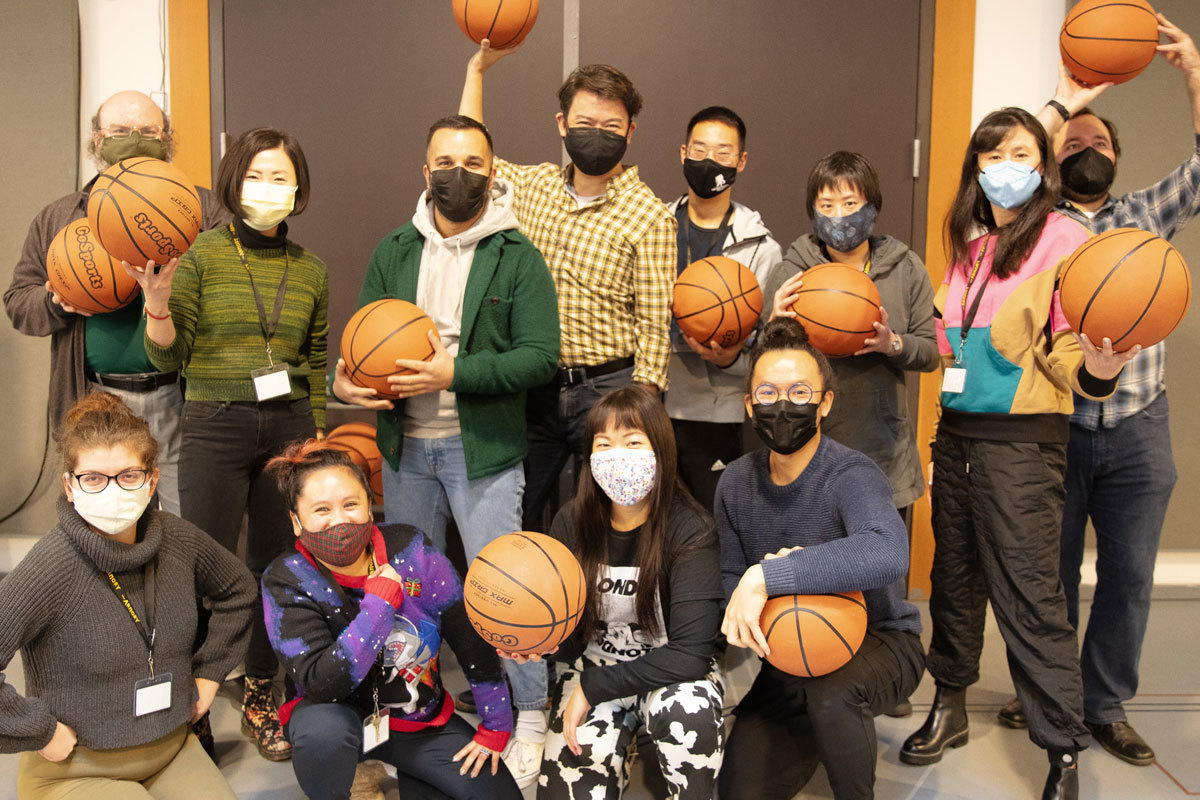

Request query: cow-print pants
[{"left": 539, "top": 657, "right": 725, "bottom": 800}]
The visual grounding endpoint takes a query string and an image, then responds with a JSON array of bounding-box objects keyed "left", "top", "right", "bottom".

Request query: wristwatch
[{"left": 890, "top": 334, "right": 902, "bottom": 354}]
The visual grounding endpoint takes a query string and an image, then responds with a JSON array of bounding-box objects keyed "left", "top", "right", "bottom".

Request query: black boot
[
  {"left": 900, "top": 685, "right": 969, "bottom": 765},
  {"left": 1042, "top": 751, "right": 1079, "bottom": 800}
]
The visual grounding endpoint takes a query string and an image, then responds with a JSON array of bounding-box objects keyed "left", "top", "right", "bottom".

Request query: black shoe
[
  {"left": 190, "top": 710, "right": 216, "bottom": 760},
  {"left": 997, "top": 696, "right": 1027, "bottom": 729},
  {"left": 455, "top": 689, "right": 476, "bottom": 714},
  {"left": 900, "top": 686, "right": 969, "bottom": 765},
  {"left": 884, "top": 699, "right": 913, "bottom": 718},
  {"left": 1042, "top": 759, "right": 1079, "bottom": 800},
  {"left": 1086, "top": 720, "right": 1155, "bottom": 766}
]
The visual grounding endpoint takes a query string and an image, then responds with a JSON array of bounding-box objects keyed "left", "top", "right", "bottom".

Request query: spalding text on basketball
[
  {"left": 133, "top": 212, "right": 183, "bottom": 259},
  {"left": 74, "top": 227, "right": 104, "bottom": 289}
]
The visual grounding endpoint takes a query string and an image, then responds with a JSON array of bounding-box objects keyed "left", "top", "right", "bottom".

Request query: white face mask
[
  {"left": 70, "top": 480, "right": 153, "bottom": 536},
  {"left": 240, "top": 181, "right": 297, "bottom": 231},
  {"left": 589, "top": 448, "right": 657, "bottom": 506}
]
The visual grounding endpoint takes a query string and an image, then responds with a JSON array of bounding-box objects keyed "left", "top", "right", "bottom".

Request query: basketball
[
  {"left": 325, "top": 422, "right": 384, "bottom": 505},
  {"left": 340, "top": 299, "right": 440, "bottom": 399},
  {"left": 760, "top": 591, "right": 868, "bottom": 678},
  {"left": 788, "top": 263, "right": 882, "bottom": 357},
  {"left": 86, "top": 157, "right": 203, "bottom": 267},
  {"left": 1059, "top": 228, "right": 1191, "bottom": 351},
  {"left": 672, "top": 256, "right": 763, "bottom": 349},
  {"left": 1060, "top": 0, "right": 1159, "bottom": 87},
  {"left": 453, "top": 0, "right": 539, "bottom": 48},
  {"left": 463, "top": 531, "right": 586, "bottom": 655},
  {"left": 45, "top": 218, "right": 140, "bottom": 314}
]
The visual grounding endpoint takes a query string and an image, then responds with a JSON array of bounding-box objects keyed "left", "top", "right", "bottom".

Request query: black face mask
[
  {"left": 683, "top": 157, "right": 737, "bottom": 199},
  {"left": 428, "top": 167, "right": 490, "bottom": 223},
  {"left": 1060, "top": 147, "right": 1115, "bottom": 200},
  {"left": 751, "top": 400, "right": 821, "bottom": 455},
  {"left": 564, "top": 127, "right": 628, "bottom": 176}
]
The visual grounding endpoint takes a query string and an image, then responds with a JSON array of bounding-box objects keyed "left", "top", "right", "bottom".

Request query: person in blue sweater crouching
[{"left": 715, "top": 317, "right": 925, "bottom": 800}]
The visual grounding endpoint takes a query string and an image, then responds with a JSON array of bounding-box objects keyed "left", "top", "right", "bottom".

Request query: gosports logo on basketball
[
  {"left": 133, "top": 212, "right": 184, "bottom": 260},
  {"left": 73, "top": 226, "right": 104, "bottom": 289}
]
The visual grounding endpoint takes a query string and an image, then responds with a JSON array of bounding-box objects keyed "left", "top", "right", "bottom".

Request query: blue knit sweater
[{"left": 714, "top": 437, "right": 921, "bottom": 634}]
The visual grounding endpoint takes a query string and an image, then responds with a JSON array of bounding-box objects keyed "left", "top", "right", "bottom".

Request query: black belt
[
  {"left": 555, "top": 356, "right": 634, "bottom": 386},
  {"left": 88, "top": 370, "right": 179, "bottom": 393}
]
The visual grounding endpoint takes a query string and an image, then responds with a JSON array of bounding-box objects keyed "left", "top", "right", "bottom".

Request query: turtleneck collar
[
  {"left": 233, "top": 216, "right": 288, "bottom": 250},
  {"left": 57, "top": 494, "right": 162, "bottom": 573}
]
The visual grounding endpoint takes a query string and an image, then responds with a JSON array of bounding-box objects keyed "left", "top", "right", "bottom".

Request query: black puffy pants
[{"left": 926, "top": 431, "right": 1089, "bottom": 753}]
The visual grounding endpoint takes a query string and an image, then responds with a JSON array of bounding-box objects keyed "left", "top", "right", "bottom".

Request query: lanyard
[
  {"left": 957, "top": 235, "right": 994, "bottom": 363},
  {"left": 675, "top": 200, "right": 734, "bottom": 272},
  {"left": 105, "top": 558, "right": 158, "bottom": 677},
  {"left": 230, "top": 224, "right": 289, "bottom": 366},
  {"left": 862, "top": 253, "right": 873, "bottom": 275}
]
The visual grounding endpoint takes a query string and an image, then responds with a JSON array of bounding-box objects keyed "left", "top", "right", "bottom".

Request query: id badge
[
  {"left": 943, "top": 366, "right": 967, "bottom": 394},
  {"left": 133, "top": 673, "right": 172, "bottom": 717},
  {"left": 362, "top": 708, "right": 390, "bottom": 753},
  {"left": 251, "top": 365, "right": 291, "bottom": 401}
]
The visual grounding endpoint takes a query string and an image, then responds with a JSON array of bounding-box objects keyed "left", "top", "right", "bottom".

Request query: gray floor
[{"left": 2, "top": 598, "right": 1197, "bottom": 799}]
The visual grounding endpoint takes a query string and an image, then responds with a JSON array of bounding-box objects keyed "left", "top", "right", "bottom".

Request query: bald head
[{"left": 89, "top": 90, "right": 173, "bottom": 168}]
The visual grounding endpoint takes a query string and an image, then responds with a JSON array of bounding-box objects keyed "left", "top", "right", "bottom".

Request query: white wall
[{"left": 970, "top": 0, "right": 1069, "bottom": 129}]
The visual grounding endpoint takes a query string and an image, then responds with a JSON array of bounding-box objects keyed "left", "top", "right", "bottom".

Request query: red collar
[{"left": 295, "top": 526, "right": 388, "bottom": 588}]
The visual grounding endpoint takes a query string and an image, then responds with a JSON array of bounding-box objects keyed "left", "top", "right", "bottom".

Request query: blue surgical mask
[
  {"left": 812, "top": 203, "right": 877, "bottom": 253},
  {"left": 978, "top": 162, "right": 1042, "bottom": 210}
]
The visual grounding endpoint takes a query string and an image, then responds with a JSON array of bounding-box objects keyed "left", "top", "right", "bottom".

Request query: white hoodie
[{"left": 404, "top": 179, "right": 521, "bottom": 438}]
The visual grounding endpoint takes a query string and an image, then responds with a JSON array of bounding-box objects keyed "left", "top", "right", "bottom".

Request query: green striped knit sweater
[{"left": 145, "top": 223, "right": 329, "bottom": 428}]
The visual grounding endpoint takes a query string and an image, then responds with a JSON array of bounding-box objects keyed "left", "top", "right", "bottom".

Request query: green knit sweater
[{"left": 145, "top": 224, "right": 329, "bottom": 428}]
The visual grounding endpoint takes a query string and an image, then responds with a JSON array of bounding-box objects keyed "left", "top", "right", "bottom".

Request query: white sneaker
[
  {"left": 350, "top": 759, "right": 388, "bottom": 800},
  {"left": 502, "top": 735, "right": 544, "bottom": 790}
]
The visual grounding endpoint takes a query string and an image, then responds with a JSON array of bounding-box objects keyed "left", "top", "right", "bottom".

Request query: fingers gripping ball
[
  {"left": 324, "top": 422, "right": 384, "bottom": 505},
  {"left": 46, "top": 218, "right": 140, "bottom": 313},
  {"left": 86, "top": 157, "right": 202, "bottom": 266},
  {"left": 1060, "top": 0, "right": 1159, "bottom": 86},
  {"left": 787, "top": 263, "right": 882, "bottom": 357},
  {"left": 760, "top": 591, "right": 867, "bottom": 678},
  {"left": 672, "top": 256, "right": 763, "bottom": 349},
  {"left": 1059, "top": 228, "right": 1191, "bottom": 351},
  {"left": 464, "top": 532, "right": 586, "bottom": 655},
  {"left": 453, "top": 0, "right": 539, "bottom": 48},
  {"left": 340, "top": 299, "right": 440, "bottom": 399}
]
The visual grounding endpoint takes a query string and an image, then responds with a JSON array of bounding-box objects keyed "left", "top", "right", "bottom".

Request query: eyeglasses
[
  {"left": 752, "top": 383, "right": 822, "bottom": 406},
  {"left": 100, "top": 124, "right": 165, "bottom": 140},
  {"left": 685, "top": 143, "right": 740, "bottom": 166},
  {"left": 72, "top": 469, "right": 151, "bottom": 493}
]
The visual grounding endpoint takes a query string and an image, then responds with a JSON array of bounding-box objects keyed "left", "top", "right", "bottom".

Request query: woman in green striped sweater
[{"left": 129, "top": 127, "right": 328, "bottom": 762}]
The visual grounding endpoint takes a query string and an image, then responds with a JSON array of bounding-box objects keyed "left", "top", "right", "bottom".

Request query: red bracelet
[{"left": 145, "top": 307, "right": 171, "bottom": 320}]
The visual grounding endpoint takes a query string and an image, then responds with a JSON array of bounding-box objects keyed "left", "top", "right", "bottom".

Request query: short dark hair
[
  {"left": 747, "top": 317, "right": 837, "bottom": 395},
  {"left": 805, "top": 151, "right": 884, "bottom": 219},
  {"left": 425, "top": 114, "right": 494, "bottom": 155},
  {"left": 558, "top": 64, "right": 643, "bottom": 121},
  {"left": 1072, "top": 106, "right": 1122, "bottom": 159},
  {"left": 266, "top": 439, "right": 372, "bottom": 513},
  {"left": 685, "top": 106, "right": 746, "bottom": 150},
  {"left": 215, "top": 126, "right": 311, "bottom": 219}
]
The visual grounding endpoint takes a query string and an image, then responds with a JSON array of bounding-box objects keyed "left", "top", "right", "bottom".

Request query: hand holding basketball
[
  {"left": 333, "top": 359, "right": 394, "bottom": 410},
  {"left": 469, "top": 38, "right": 524, "bottom": 76},
  {"left": 682, "top": 333, "right": 740, "bottom": 367},
  {"left": 1157, "top": 15, "right": 1200, "bottom": 78},
  {"left": 1051, "top": 59, "right": 1112, "bottom": 118},
  {"left": 721, "top": 564, "right": 770, "bottom": 658},
  {"left": 44, "top": 281, "right": 93, "bottom": 317},
  {"left": 121, "top": 257, "right": 179, "bottom": 317},
  {"left": 388, "top": 330, "right": 454, "bottom": 398},
  {"left": 855, "top": 306, "right": 899, "bottom": 357},
  {"left": 769, "top": 273, "right": 804, "bottom": 322},
  {"left": 496, "top": 646, "right": 556, "bottom": 664},
  {"left": 1076, "top": 332, "right": 1141, "bottom": 380}
]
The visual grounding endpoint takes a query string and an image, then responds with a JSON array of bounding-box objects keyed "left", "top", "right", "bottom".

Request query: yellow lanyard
[
  {"left": 961, "top": 235, "right": 991, "bottom": 314},
  {"left": 862, "top": 254, "right": 872, "bottom": 275}
]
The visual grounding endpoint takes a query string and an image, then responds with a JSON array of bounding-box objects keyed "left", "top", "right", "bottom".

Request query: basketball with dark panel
[
  {"left": 760, "top": 591, "right": 868, "bottom": 677},
  {"left": 340, "top": 299, "right": 440, "bottom": 399},
  {"left": 453, "top": 0, "right": 539, "bottom": 48}
]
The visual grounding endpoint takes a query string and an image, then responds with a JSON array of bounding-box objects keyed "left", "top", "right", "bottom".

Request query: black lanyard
[
  {"left": 675, "top": 200, "right": 734, "bottom": 273},
  {"left": 956, "top": 235, "right": 995, "bottom": 363},
  {"left": 105, "top": 558, "right": 158, "bottom": 677},
  {"left": 230, "top": 224, "right": 289, "bottom": 364}
]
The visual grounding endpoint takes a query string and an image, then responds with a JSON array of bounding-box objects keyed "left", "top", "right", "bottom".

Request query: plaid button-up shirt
[
  {"left": 495, "top": 158, "right": 676, "bottom": 389},
  {"left": 1056, "top": 134, "right": 1200, "bottom": 429}
]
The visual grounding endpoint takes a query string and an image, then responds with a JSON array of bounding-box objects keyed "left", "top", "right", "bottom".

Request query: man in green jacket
[{"left": 333, "top": 115, "right": 559, "bottom": 789}]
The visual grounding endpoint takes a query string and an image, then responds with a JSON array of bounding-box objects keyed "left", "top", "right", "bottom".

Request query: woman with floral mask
[
  {"left": 500, "top": 386, "right": 725, "bottom": 800},
  {"left": 261, "top": 440, "right": 520, "bottom": 800},
  {"left": 899, "top": 107, "right": 1138, "bottom": 800},
  {"left": 126, "top": 126, "right": 329, "bottom": 761},
  {"left": 0, "top": 391, "right": 255, "bottom": 799}
]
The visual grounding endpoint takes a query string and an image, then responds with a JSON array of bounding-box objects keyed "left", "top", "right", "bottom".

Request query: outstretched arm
[
  {"left": 1035, "top": 61, "right": 1111, "bottom": 138},
  {"left": 459, "top": 39, "right": 523, "bottom": 123},
  {"left": 1157, "top": 14, "right": 1200, "bottom": 135}
]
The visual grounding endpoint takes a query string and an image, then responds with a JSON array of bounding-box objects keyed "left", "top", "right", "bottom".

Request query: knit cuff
[
  {"left": 1077, "top": 364, "right": 1120, "bottom": 400},
  {"left": 473, "top": 725, "right": 511, "bottom": 753},
  {"left": 761, "top": 555, "right": 797, "bottom": 597},
  {"left": 364, "top": 574, "right": 405, "bottom": 609}
]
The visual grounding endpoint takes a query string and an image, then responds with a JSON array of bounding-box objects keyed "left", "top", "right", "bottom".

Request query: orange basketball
[
  {"left": 672, "top": 256, "right": 763, "bottom": 349},
  {"left": 45, "top": 218, "right": 140, "bottom": 314},
  {"left": 340, "top": 299, "right": 440, "bottom": 399},
  {"left": 760, "top": 591, "right": 867, "bottom": 678},
  {"left": 453, "top": 0, "right": 539, "bottom": 48},
  {"left": 1060, "top": 0, "right": 1159, "bottom": 86},
  {"left": 325, "top": 422, "right": 384, "bottom": 505},
  {"left": 86, "top": 157, "right": 202, "bottom": 266},
  {"left": 464, "top": 532, "right": 586, "bottom": 655},
  {"left": 1059, "top": 228, "right": 1191, "bottom": 351},
  {"left": 788, "top": 263, "right": 882, "bottom": 357}
]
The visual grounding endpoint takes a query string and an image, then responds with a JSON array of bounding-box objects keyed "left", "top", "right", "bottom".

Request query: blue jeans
[
  {"left": 382, "top": 434, "right": 547, "bottom": 710},
  {"left": 1060, "top": 391, "right": 1177, "bottom": 724}
]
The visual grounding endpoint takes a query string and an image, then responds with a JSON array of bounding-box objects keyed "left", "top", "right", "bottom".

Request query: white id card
[
  {"left": 943, "top": 367, "right": 967, "bottom": 394},
  {"left": 251, "top": 365, "right": 291, "bottom": 401},
  {"left": 133, "top": 673, "right": 172, "bottom": 716},
  {"left": 362, "top": 709, "right": 390, "bottom": 753}
]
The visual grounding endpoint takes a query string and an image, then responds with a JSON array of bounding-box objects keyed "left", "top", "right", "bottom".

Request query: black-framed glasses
[
  {"left": 752, "top": 383, "right": 823, "bottom": 406},
  {"left": 72, "top": 469, "right": 151, "bottom": 494}
]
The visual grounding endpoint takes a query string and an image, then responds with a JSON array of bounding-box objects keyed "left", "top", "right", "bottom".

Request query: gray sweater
[{"left": 0, "top": 497, "right": 254, "bottom": 752}]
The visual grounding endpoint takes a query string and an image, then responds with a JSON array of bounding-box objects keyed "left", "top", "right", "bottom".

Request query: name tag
[
  {"left": 251, "top": 366, "right": 291, "bottom": 401},
  {"left": 134, "top": 673, "right": 172, "bottom": 717},
  {"left": 362, "top": 709, "right": 390, "bottom": 752},
  {"left": 942, "top": 367, "right": 967, "bottom": 394}
]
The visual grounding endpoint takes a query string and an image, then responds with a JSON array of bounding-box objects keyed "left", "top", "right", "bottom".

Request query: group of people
[{"left": 3, "top": 12, "right": 1198, "bottom": 800}]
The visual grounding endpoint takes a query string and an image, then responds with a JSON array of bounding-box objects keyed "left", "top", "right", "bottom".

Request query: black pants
[
  {"left": 926, "top": 431, "right": 1089, "bottom": 752},
  {"left": 670, "top": 418, "right": 743, "bottom": 513},
  {"left": 180, "top": 397, "right": 315, "bottom": 679},
  {"left": 284, "top": 700, "right": 522, "bottom": 800},
  {"left": 720, "top": 629, "right": 924, "bottom": 800}
]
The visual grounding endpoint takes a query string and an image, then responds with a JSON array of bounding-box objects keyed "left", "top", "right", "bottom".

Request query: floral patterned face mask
[{"left": 589, "top": 447, "right": 657, "bottom": 507}]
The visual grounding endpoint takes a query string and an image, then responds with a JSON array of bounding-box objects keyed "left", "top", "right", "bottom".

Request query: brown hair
[
  {"left": 88, "top": 109, "right": 176, "bottom": 166},
  {"left": 266, "top": 439, "right": 371, "bottom": 512},
  {"left": 57, "top": 391, "right": 158, "bottom": 473},
  {"left": 215, "top": 126, "right": 311, "bottom": 219},
  {"left": 558, "top": 64, "right": 643, "bottom": 121},
  {"left": 1073, "top": 106, "right": 1122, "bottom": 159},
  {"left": 805, "top": 151, "right": 884, "bottom": 220}
]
